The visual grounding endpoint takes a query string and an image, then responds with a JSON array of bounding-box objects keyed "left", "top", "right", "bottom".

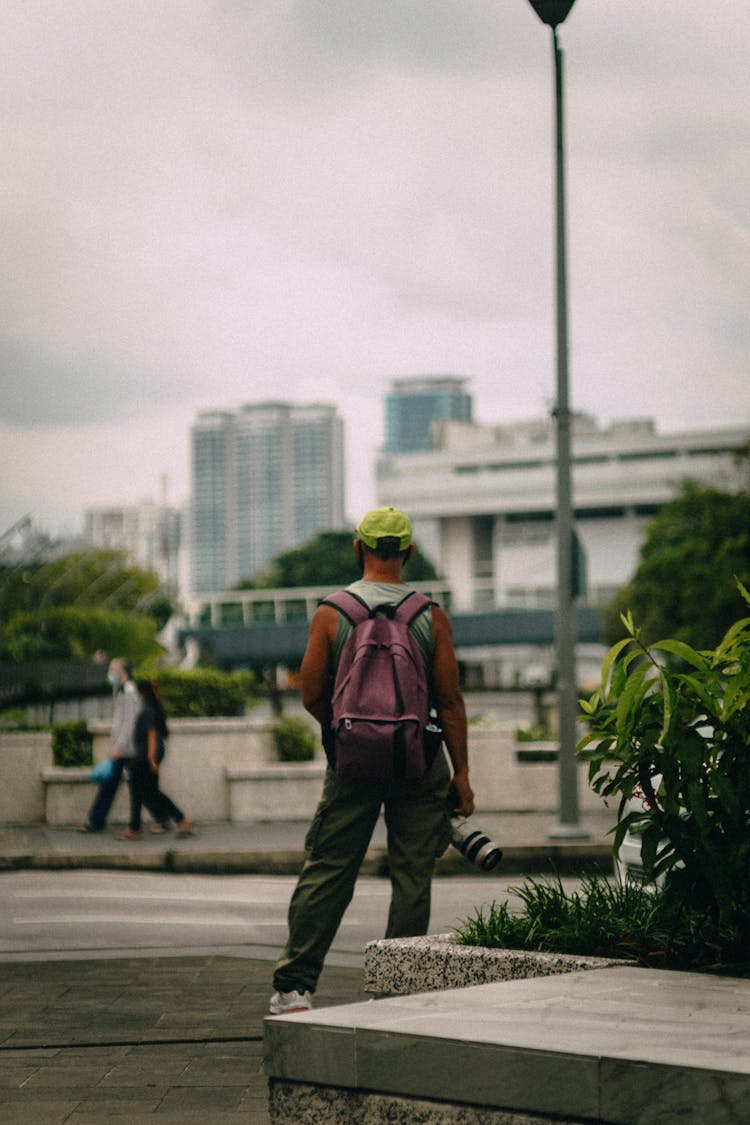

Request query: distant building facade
[
  {"left": 376, "top": 412, "right": 749, "bottom": 613},
  {"left": 190, "top": 401, "right": 345, "bottom": 594},
  {"left": 84, "top": 500, "right": 182, "bottom": 593},
  {"left": 384, "top": 376, "right": 473, "bottom": 453}
]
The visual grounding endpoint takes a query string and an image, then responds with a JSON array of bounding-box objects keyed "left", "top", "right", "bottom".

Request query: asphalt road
[{"left": 0, "top": 869, "right": 571, "bottom": 964}]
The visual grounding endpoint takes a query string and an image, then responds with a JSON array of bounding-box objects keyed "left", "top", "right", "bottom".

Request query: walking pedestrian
[
  {"left": 78, "top": 658, "right": 138, "bottom": 833},
  {"left": 117, "top": 679, "right": 193, "bottom": 841},
  {"left": 270, "top": 507, "right": 474, "bottom": 1015}
]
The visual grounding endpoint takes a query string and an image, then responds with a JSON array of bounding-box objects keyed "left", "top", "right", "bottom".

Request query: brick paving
[{"left": 0, "top": 956, "right": 367, "bottom": 1123}]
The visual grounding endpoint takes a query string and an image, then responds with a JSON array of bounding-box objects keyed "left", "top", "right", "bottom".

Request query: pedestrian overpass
[{"left": 180, "top": 583, "right": 605, "bottom": 684}]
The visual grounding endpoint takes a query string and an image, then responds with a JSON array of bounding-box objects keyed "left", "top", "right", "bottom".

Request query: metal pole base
[{"left": 547, "top": 822, "right": 591, "bottom": 840}]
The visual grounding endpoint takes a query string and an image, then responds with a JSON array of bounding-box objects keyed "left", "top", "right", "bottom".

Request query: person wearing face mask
[{"left": 78, "top": 657, "right": 143, "bottom": 833}]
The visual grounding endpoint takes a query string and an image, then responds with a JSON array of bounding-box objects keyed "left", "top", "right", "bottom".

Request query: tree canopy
[
  {"left": 0, "top": 549, "right": 174, "bottom": 663},
  {"left": 237, "top": 530, "right": 440, "bottom": 590},
  {"left": 603, "top": 481, "right": 750, "bottom": 649}
]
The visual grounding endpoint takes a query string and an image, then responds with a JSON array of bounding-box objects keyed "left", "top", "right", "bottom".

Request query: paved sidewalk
[
  {"left": 0, "top": 808, "right": 617, "bottom": 877},
  {"left": 0, "top": 954, "right": 367, "bottom": 1124},
  {"left": 0, "top": 812, "right": 617, "bottom": 1122}
]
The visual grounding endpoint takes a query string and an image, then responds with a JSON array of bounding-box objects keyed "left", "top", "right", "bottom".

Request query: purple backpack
[{"left": 322, "top": 589, "right": 433, "bottom": 780}]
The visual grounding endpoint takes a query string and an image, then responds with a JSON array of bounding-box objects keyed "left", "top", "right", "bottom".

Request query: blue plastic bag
[{"left": 90, "top": 759, "right": 115, "bottom": 784}]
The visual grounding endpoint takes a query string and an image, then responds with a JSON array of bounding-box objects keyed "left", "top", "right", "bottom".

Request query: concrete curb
[{"left": 0, "top": 842, "right": 614, "bottom": 876}]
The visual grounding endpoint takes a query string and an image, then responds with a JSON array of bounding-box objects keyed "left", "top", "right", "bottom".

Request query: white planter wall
[{"left": 2, "top": 723, "right": 606, "bottom": 826}]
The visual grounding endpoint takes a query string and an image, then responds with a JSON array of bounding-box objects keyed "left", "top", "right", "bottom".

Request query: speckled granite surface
[
  {"left": 363, "top": 934, "right": 626, "bottom": 995},
  {"left": 269, "top": 1081, "right": 587, "bottom": 1124}
]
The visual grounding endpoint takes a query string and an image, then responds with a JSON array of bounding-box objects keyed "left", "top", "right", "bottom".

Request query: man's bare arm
[
  {"left": 299, "top": 605, "right": 338, "bottom": 725},
  {"left": 431, "top": 606, "right": 475, "bottom": 816}
]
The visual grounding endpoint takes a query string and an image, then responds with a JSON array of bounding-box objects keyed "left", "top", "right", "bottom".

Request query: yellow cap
[{"left": 355, "top": 507, "right": 412, "bottom": 550}]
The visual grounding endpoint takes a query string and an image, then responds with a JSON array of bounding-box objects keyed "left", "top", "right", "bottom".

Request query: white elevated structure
[
  {"left": 376, "top": 415, "right": 749, "bottom": 612},
  {"left": 183, "top": 580, "right": 451, "bottom": 629}
]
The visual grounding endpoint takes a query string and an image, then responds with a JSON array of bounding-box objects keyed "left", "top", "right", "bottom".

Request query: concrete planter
[
  {"left": 467, "top": 729, "right": 605, "bottom": 814},
  {"left": 515, "top": 739, "right": 559, "bottom": 763},
  {"left": 271, "top": 937, "right": 643, "bottom": 1125},
  {"left": 2, "top": 722, "right": 613, "bottom": 827},
  {"left": 227, "top": 761, "right": 326, "bottom": 822},
  {"left": 0, "top": 732, "right": 53, "bottom": 825},
  {"left": 42, "top": 766, "right": 131, "bottom": 826},
  {"left": 27, "top": 718, "right": 287, "bottom": 825},
  {"left": 364, "top": 933, "right": 628, "bottom": 996}
]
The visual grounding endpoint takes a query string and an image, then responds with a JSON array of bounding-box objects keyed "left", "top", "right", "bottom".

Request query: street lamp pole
[{"left": 526, "top": 0, "right": 587, "bottom": 837}]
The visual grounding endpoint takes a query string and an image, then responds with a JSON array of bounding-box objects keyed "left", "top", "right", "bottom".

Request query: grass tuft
[{"left": 453, "top": 874, "right": 746, "bottom": 972}]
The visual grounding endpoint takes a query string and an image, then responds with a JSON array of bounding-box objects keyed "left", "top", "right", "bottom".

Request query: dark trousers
[
  {"left": 128, "top": 759, "right": 185, "bottom": 832},
  {"left": 87, "top": 757, "right": 126, "bottom": 830},
  {"left": 273, "top": 749, "right": 451, "bottom": 995}
]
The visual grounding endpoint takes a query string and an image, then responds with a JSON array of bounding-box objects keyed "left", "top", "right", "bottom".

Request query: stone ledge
[
  {"left": 227, "top": 761, "right": 326, "bottom": 822},
  {"left": 364, "top": 933, "right": 628, "bottom": 995},
  {"left": 264, "top": 968, "right": 750, "bottom": 1124},
  {"left": 269, "top": 1080, "right": 586, "bottom": 1124},
  {"left": 225, "top": 762, "right": 326, "bottom": 781},
  {"left": 41, "top": 767, "right": 92, "bottom": 784}
]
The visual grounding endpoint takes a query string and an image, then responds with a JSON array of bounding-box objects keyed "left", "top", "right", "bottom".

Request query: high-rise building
[
  {"left": 191, "top": 411, "right": 235, "bottom": 596},
  {"left": 384, "top": 376, "right": 473, "bottom": 453},
  {"left": 84, "top": 499, "right": 182, "bottom": 593},
  {"left": 190, "top": 402, "right": 345, "bottom": 593}
]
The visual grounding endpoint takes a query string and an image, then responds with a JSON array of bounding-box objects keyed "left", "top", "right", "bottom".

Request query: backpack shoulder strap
[
  {"left": 320, "top": 590, "right": 370, "bottom": 626},
  {"left": 322, "top": 588, "right": 434, "bottom": 628},
  {"left": 392, "top": 590, "right": 434, "bottom": 628}
]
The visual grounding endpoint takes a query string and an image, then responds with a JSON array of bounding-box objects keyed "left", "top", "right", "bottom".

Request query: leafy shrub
[
  {"left": 578, "top": 581, "right": 750, "bottom": 963},
  {"left": 2, "top": 607, "right": 159, "bottom": 664},
  {"left": 52, "top": 721, "right": 93, "bottom": 767},
  {"left": 515, "top": 725, "right": 553, "bottom": 743},
  {"left": 454, "top": 874, "right": 741, "bottom": 972},
  {"left": 149, "top": 668, "right": 258, "bottom": 717},
  {"left": 274, "top": 716, "right": 317, "bottom": 761},
  {"left": 0, "top": 710, "right": 47, "bottom": 731}
]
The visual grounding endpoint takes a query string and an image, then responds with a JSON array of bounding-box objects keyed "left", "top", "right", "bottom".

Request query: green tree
[
  {"left": 0, "top": 549, "right": 174, "bottom": 664},
  {"left": 237, "top": 530, "right": 439, "bottom": 589},
  {"left": 603, "top": 482, "right": 750, "bottom": 649}
]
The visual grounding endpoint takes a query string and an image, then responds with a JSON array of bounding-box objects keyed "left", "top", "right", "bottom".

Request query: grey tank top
[{"left": 330, "top": 580, "right": 434, "bottom": 680}]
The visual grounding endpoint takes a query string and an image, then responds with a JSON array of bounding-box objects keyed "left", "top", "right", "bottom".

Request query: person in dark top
[{"left": 117, "top": 679, "right": 193, "bottom": 841}]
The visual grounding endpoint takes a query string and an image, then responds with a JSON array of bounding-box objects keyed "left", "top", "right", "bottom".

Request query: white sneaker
[{"left": 269, "top": 989, "right": 312, "bottom": 1015}]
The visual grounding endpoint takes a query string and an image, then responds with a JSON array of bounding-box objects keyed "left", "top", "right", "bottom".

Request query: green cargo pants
[{"left": 273, "top": 749, "right": 452, "bottom": 995}]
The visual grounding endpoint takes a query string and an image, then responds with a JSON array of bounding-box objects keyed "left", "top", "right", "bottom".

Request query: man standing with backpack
[{"left": 270, "top": 507, "right": 474, "bottom": 1015}]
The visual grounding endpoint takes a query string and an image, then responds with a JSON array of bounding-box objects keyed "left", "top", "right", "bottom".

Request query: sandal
[
  {"left": 148, "top": 823, "right": 170, "bottom": 834},
  {"left": 116, "top": 829, "right": 142, "bottom": 841},
  {"left": 176, "top": 819, "right": 194, "bottom": 837}
]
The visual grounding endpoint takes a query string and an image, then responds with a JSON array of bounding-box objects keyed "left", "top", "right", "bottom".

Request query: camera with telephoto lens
[{"left": 450, "top": 816, "right": 503, "bottom": 871}]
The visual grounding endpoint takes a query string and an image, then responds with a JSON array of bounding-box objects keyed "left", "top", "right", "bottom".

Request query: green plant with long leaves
[
  {"left": 577, "top": 581, "right": 750, "bottom": 960},
  {"left": 453, "top": 875, "right": 741, "bottom": 971}
]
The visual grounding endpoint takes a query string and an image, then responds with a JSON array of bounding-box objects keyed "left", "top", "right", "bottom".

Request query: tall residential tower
[
  {"left": 384, "top": 376, "right": 473, "bottom": 453},
  {"left": 190, "top": 402, "right": 345, "bottom": 594}
]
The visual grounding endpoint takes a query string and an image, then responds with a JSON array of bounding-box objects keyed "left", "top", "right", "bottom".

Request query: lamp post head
[{"left": 527, "top": 0, "right": 576, "bottom": 28}]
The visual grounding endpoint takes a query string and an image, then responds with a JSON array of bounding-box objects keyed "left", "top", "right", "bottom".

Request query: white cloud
[{"left": 0, "top": 0, "right": 748, "bottom": 539}]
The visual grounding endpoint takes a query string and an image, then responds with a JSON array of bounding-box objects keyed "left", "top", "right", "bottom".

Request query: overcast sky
[{"left": 2, "top": 0, "right": 748, "bottom": 539}]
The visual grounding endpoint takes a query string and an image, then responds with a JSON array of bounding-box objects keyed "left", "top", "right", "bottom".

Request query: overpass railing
[{"left": 184, "top": 581, "right": 454, "bottom": 629}]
